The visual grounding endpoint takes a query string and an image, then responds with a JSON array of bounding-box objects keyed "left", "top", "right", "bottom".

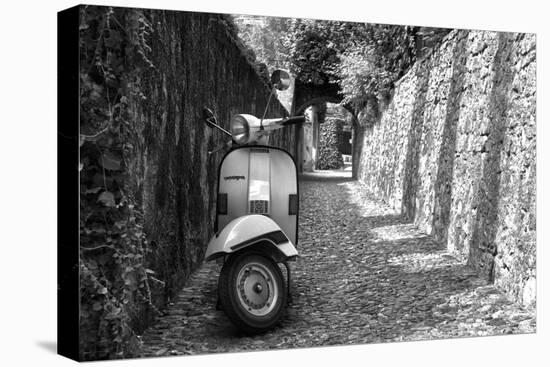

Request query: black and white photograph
[
  {"left": 61, "top": 3, "right": 539, "bottom": 361},
  {"left": 2, "top": 0, "right": 547, "bottom": 366}
]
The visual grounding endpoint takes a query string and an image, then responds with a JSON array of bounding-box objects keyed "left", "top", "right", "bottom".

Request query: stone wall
[
  {"left": 357, "top": 29, "right": 536, "bottom": 308},
  {"left": 79, "top": 6, "right": 296, "bottom": 355},
  {"left": 126, "top": 10, "right": 295, "bottom": 304},
  {"left": 129, "top": 10, "right": 296, "bottom": 308}
]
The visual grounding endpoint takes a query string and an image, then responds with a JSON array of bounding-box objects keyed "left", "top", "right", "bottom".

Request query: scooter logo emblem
[{"left": 224, "top": 175, "right": 245, "bottom": 181}]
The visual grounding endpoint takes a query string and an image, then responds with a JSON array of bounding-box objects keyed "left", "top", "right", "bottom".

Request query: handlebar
[{"left": 281, "top": 116, "right": 306, "bottom": 126}]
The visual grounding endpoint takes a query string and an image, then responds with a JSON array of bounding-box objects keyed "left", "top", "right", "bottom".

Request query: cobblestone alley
[{"left": 140, "top": 172, "right": 535, "bottom": 357}]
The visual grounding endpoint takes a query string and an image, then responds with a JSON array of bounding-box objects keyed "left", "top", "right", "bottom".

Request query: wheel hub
[
  {"left": 253, "top": 283, "right": 263, "bottom": 293},
  {"left": 235, "top": 262, "right": 278, "bottom": 316}
]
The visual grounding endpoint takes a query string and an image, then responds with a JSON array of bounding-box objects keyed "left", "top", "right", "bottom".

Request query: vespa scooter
[{"left": 202, "top": 70, "right": 304, "bottom": 334}]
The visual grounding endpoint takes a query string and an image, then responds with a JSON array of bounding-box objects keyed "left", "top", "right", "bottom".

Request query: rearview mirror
[
  {"left": 202, "top": 106, "right": 232, "bottom": 138},
  {"left": 271, "top": 70, "right": 290, "bottom": 91},
  {"left": 202, "top": 107, "right": 218, "bottom": 128}
]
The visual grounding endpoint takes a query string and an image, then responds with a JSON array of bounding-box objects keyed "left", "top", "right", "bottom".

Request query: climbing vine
[
  {"left": 318, "top": 118, "right": 344, "bottom": 170},
  {"left": 78, "top": 6, "right": 160, "bottom": 360}
]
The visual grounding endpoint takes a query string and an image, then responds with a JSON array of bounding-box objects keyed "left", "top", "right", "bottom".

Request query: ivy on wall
[
  {"left": 79, "top": 6, "right": 160, "bottom": 360},
  {"left": 317, "top": 117, "right": 344, "bottom": 170}
]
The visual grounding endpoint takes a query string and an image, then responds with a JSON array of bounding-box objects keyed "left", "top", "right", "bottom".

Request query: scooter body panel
[
  {"left": 215, "top": 146, "right": 298, "bottom": 245},
  {"left": 205, "top": 214, "right": 298, "bottom": 261}
]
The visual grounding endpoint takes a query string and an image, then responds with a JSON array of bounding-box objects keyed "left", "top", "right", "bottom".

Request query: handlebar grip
[{"left": 282, "top": 116, "right": 306, "bottom": 125}]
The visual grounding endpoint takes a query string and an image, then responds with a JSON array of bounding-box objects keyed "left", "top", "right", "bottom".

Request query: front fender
[{"left": 205, "top": 215, "right": 298, "bottom": 261}]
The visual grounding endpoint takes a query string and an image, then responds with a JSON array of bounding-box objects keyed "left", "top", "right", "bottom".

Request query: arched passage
[
  {"left": 291, "top": 79, "right": 343, "bottom": 115},
  {"left": 291, "top": 80, "right": 359, "bottom": 177}
]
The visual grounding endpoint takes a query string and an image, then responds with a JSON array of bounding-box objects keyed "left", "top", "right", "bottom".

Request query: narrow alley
[{"left": 140, "top": 172, "right": 535, "bottom": 357}]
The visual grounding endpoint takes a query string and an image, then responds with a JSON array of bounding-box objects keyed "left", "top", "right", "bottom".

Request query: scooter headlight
[{"left": 230, "top": 115, "right": 250, "bottom": 144}]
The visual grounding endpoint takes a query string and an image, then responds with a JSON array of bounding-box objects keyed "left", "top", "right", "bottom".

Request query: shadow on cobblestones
[
  {"left": 361, "top": 213, "right": 411, "bottom": 228},
  {"left": 139, "top": 176, "right": 535, "bottom": 358}
]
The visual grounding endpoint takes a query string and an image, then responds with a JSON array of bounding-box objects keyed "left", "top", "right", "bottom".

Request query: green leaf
[
  {"left": 92, "top": 302, "right": 103, "bottom": 311},
  {"left": 105, "top": 307, "right": 122, "bottom": 320},
  {"left": 114, "top": 220, "right": 127, "bottom": 229},
  {"left": 98, "top": 191, "right": 116, "bottom": 207},
  {"left": 85, "top": 187, "right": 102, "bottom": 194},
  {"left": 98, "top": 254, "right": 110, "bottom": 266},
  {"left": 100, "top": 151, "right": 121, "bottom": 171},
  {"left": 98, "top": 287, "right": 108, "bottom": 295}
]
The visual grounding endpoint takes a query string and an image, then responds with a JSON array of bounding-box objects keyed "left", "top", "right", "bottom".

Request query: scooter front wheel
[{"left": 218, "top": 251, "right": 286, "bottom": 334}]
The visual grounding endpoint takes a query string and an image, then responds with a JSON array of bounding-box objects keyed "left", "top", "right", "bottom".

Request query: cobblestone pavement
[{"left": 140, "top": 173, "right": 535, "bottom": 357}]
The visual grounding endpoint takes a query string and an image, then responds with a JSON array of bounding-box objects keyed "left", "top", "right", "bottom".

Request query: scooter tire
[{"left": 218, "top": 251, "right": 286, "bottom": 335}]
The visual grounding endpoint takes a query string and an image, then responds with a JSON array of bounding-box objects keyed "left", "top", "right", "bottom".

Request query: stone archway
[
  {"left": 291, "top": 79, "right": 343, "bottom": 115},
  {"left": 291, "top": 79, "right": 359, "bottom": 176}
]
